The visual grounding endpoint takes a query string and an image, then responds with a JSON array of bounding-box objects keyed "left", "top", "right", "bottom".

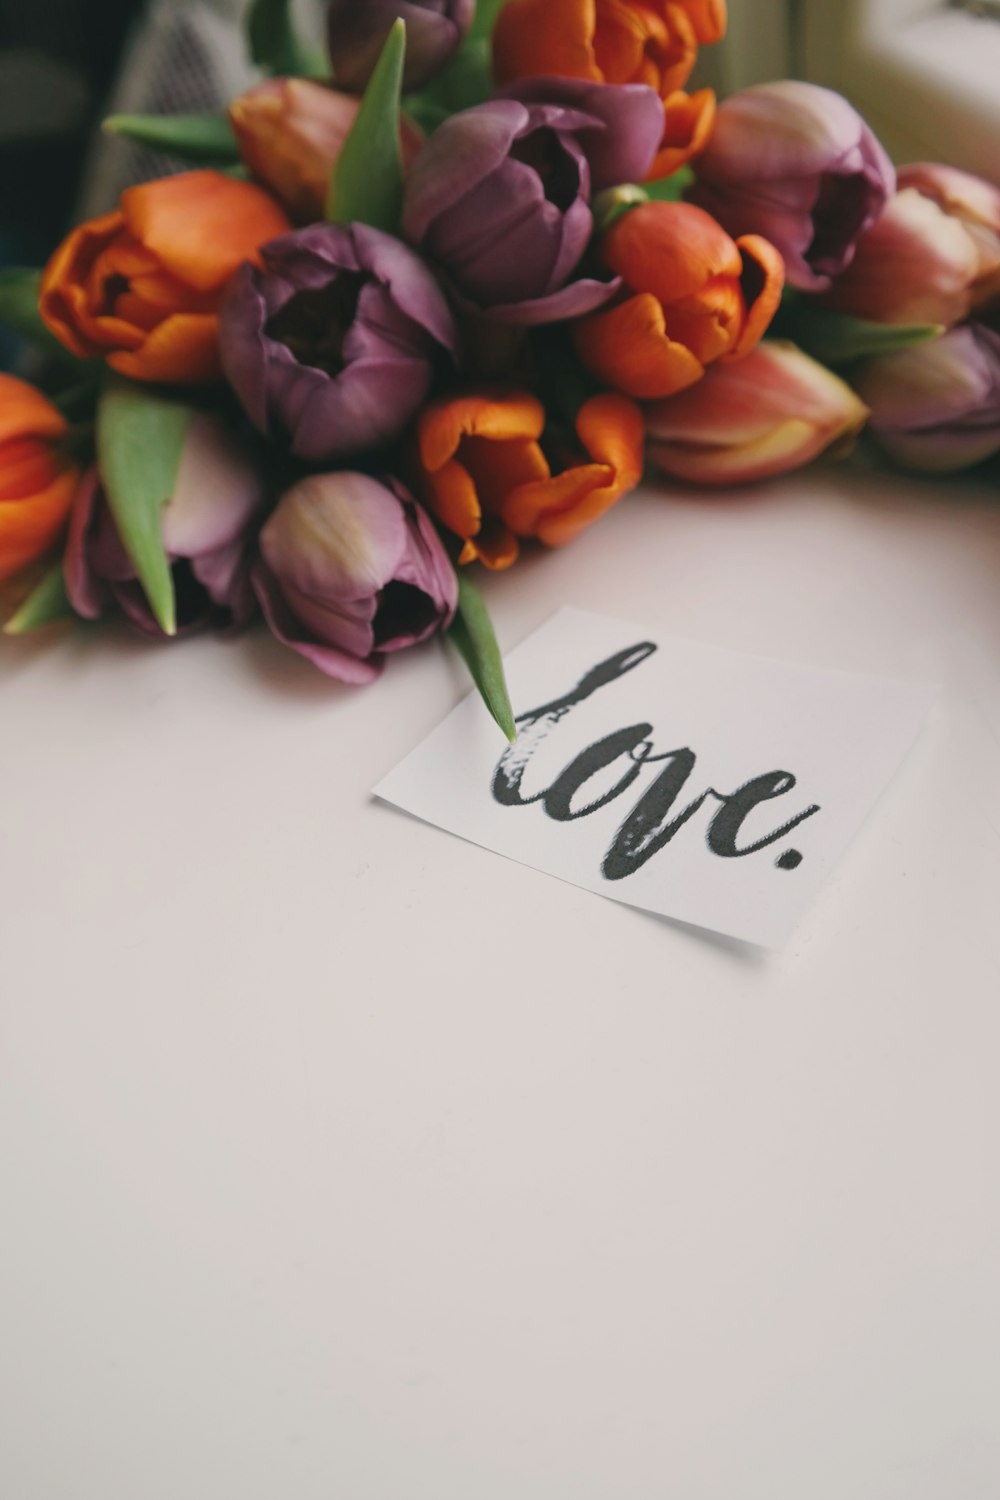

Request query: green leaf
[
  {"left": 103, "top": 112, "right": 239, "bottom": 163},
  {"left": 328, "top": 18, "right": 406, "bottom": 231},
  {"left": 246, "top": 0, "right": 323, "bottom": 76},
  {"left": 96, "top": 380, "right": 195, "bottom": 637},
  {"left": 449, "top": 571, "right": 516, "bottom": 743},
  {"left": 3, "top": 561, "right": 73, "bottom": 636},
  {"left": 643, "top": 166, "right": 694, "bottom": 203},
  {"left": 779, "top": 302, "right": 943, "bottom": 366},
  {"left": 0, "top": 268, "right": 81, "bottom": 361},
  {"left": 469, "top": 0, "right": 510, "bottom": 42}
]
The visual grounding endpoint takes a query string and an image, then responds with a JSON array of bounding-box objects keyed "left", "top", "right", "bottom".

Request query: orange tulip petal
[
  {"left": 106, "top": 312, "right": 221, "bottom": 385},
  {"left": 658, "top": 3, "right": 699, "bottom": 94},
  {"left": 647, "top": 88, "right": 716, "bottom": 180},
  {"left": 727, "top": 234, "right": 785, "bottom": 359},
  {"left": 417, "top": 390, "right": 546, "bottom": 472},
  {"left": 0, "top": 375, "right": 68, "bottom": 446},
  {"left": 0, "top": 466, "right": 78, "bottom": 583},
  {"left": 574, "top": 293, "right": 705, "bottom": 398},
  {"left": 601, "top": 199, "right": 740, "bottom": 303},
  {"left": 492, "top": 0, "right": 599, "bottom": 84},
  {"left": 677, "top": 0, "right": 726, "bottom": 44},
  {"left": 659, "top": 276, "right": 743, "bottom": 363},
  {"left": 465, "top": 517, "right": 521, "bottom": 570},
  {"left": 459, "top": 435, "right": 550, "bottom": 514},
  {"left": 39, "top": 211, "right": 126, "bottom": 357},
  {"left": 121, "top": 170, "right": 291, "bottom": 294}
]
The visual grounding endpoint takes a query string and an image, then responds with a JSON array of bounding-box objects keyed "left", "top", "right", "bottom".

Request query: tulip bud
[
  {"left": 645, "top": 340, "right": 869, "bottom": 485},
  {"left": 853, "top": 324, "right": 1000, "bottom": 473},
  {"left": 825, "top": 160, "right": 1000, "bottom": 329},
  {"left": 229, "top": 78, "right": 422, "bottom": 225},
  {"left": 823, "top": 187, "right": 996, "bottom": 329},
  {"left": 0, "top": 375, "right": 80, "bottom": 583},
  {"left": 327, "top": 0, "right": 474, "bottom": 94},
  {"left": 64, "top": 415, "right": 264, "bottom": 634},
  {"left": 688, "top": 81, "right": 895, "bottom": 292},
  {"left": 253, "top": 472, "right": 458, "bottom": 682}
]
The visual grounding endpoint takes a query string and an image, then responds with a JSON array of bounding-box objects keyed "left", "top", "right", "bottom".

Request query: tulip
[
  {"left": 493, "top": 1, "right": 723, "bottom": 181},
  {"left": 229, "top": 78, "right": 423, "bottom": 225},
  {"left": 253, "top": 472, "right": 457, "bottom": 683},
  {"left": 64, "top": 415, "right": 264, "bottom": 634},
  {"left": 0, "top": 375, "right": 80, "bottom": 583},
  {"left": 853, "top": 324, "right": 1000, "bottom": 472},
  {"left": 39, "top": 172, "right": 290, "bottom": 384},
  {"left": 825, "top": 176, "right": 1000, "bottom": 328},
  {"left": 219, "top": 222, "right": 457, "bottom": 463},
  {"left": 573, "top": 200, "right": 784, "bottom": 399},
  {"left": 402, "top": 84, "right": 664, "bottom": 323},
  {"left": 412, "top": 388, "right": 645, "bottom": 567},
  {"left": 645, "top": 340, "right": 869, "bottom": 485},
  {"left": 493, "top": 0, "right": 719, "bottom": 101},
  {"left": 688, "top": 81, "right": 895, "bottom": 292},
  {"left": 327, "top": 0, "right": 474, "bottom": 94}
]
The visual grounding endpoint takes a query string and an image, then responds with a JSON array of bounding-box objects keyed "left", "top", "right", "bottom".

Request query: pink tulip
[
  {"left": 229, "top": 78, "right": 422, "bottom": 224},
  {"left": 825, "top": 178, "right": 1000, "bottom": 328},
  {"left": 854, "top": 323, "right": 1000, "bottom": 473},
  {"left": 897, "top": 162, "right": 1000, "bottom": 314},
  {"left": 645, "top": 340, "right": 869, "bottom": 486}
]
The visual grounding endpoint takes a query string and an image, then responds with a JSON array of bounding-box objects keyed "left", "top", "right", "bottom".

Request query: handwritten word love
[{"left": 492, "top": 643, "right": 821, "bottom": 881}]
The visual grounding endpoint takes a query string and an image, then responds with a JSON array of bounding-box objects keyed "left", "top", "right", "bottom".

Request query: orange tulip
[
  {"left": 573, "top": 200, "right": 784, "bottom": 399},
  {"left": 413, "top": 388, "right": 645, "bottom": 567},
  {"left": 0, "top": 375, "right": 80, "bottom": 582},
  {"left": 494, "top": 2, "right": 724, "bottom": 182},
  {"left": 39, "top": 170, "right": 291, "bottom": 384},
  {"left": 494, "top": 0, "right": 706, "bottom": 97}
]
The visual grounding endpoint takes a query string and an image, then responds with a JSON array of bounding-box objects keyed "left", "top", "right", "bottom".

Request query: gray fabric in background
[{"left": 79, "top": 0, "right": 325, "bottom": 215}]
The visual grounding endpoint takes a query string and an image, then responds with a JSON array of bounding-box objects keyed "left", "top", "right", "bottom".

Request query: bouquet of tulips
[{"left": 2, "top": 0, "right": 998, "bottom": 734}]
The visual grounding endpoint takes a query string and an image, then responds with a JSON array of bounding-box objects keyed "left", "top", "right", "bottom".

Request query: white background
[{"left": 2, "top": 464, "right": 1000, "bottom": 1498}]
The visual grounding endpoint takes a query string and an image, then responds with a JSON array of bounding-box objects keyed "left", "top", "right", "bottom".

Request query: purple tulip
[
  {"left": 64, "top": 415, "right": 264, "bottom": 636},
  {"left": 219, "top": 222, "right": 457, "bottom": 464},
  {"left": 253, "top": 471, "right": 457, "bottom": 682},
  {"left": 401, "top": 82, "right": 665, "bottom": 324},
  {"left": 854, "top": 323, "right": 1000, "bottom": 472},
  {"left": 327, "top": 0, "right": 474, "bottom": 94},
  {"left": 688, "top": 81, "right": 895, "bottom": 292}
]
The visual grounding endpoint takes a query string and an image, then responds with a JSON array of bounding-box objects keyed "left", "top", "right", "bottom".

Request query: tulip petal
[
  {"left": 0, "top": 374, "right": 68, "bottom": 446},
  {"left": 418, "top": 391, "right": 546, "bottom": 471},
  {"left": 0, "top": 467, "right": 78, "bottom": 583},
  {"left": 728, "top": 234, "right": 785, "bottom": 358},
  {"left": 402, "top": 100, "right": 532, "bottom": 246},
  {"left": 574, "top": 292, "right": 705, "bottom": 397},
  {"left": 253, "top": 563, "right": 382, "bottom": 683},
  {"left": 107, "top": 312, "right": 221, "bottom": 384},
  {"left": 678, "top": 0, "right": 727, "bottom": 44},
  {"left": 484, "top": 274, "right": 621, "bottom": 325},
  {"left": 121, "top": 170, "right": 291, "bottom": 293},
  {"left": 601, "top": 199, "right": 741, "bottom": 302},
  {"left": 647, "top": 88, "right": 715, "bottom": 180},
  {"left": 492, "top": 0, "right": 600, "bottom": 87}
]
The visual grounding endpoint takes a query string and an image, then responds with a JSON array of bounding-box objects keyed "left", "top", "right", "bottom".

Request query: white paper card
[{"left": 375, "top": 608, "right": 932, "bottom": 947}]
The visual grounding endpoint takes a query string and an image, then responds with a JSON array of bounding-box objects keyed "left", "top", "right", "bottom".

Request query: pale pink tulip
[{"left": 645, "top": 340, "right": 869, "bottom": 485}]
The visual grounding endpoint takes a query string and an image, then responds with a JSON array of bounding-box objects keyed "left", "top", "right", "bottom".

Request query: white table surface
[{"left": 2, "top": 464, "right": 999, "bottom": 1499}]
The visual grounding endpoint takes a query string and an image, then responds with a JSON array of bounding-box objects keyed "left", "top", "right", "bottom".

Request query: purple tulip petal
[
  {"left": 253, "top": 562, "right": 382, "bottom": 683},
  {"left": 403, "top": 100, "right": 532, "bottom": 246},
  {"left": 63, "top": 469, "right": 109, "bottom": 619},
  {"left": 485, "top": 275, "right": 622, "bottom": 326}
]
